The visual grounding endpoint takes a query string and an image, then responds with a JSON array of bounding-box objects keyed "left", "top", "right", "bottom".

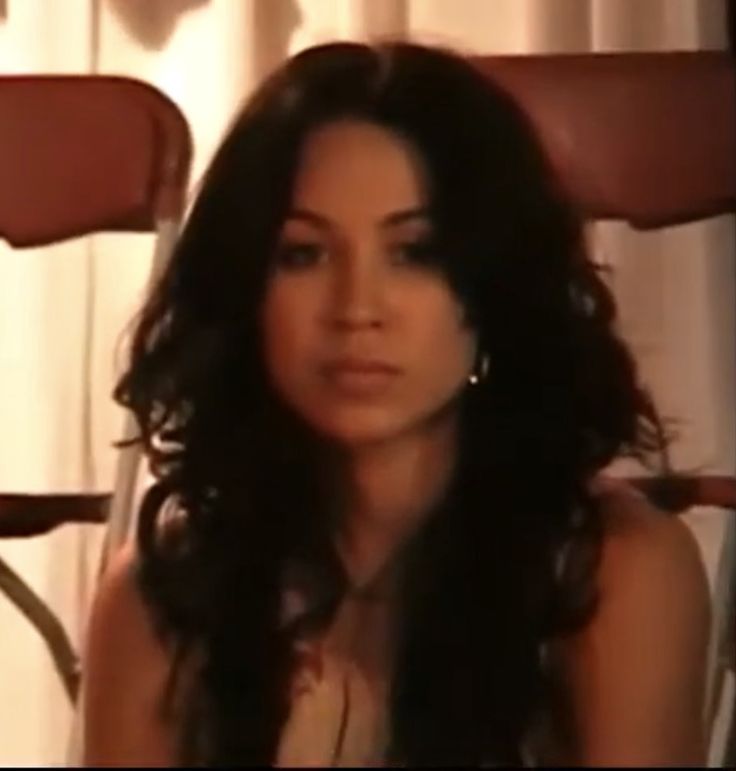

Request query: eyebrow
[{"left": 284, "top": 207, "right": 431, "bottom": 229}]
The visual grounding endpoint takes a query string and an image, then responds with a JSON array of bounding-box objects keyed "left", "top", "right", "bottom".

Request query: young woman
[{"left": 82, "top": 41, "right": 710, "bottom": 766}]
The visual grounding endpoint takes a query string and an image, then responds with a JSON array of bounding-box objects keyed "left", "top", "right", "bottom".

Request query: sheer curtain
[{"left": 0, "top": 0, "right": 731, "bottom": 764}]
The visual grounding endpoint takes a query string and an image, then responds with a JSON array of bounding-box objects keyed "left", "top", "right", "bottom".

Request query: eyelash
[
  {"left": 390, "top": 240, "right": 438, "bottom": 266},
  {"left": 273, "top": 240, "right": 438, "bottom": 270},
  {"left": 273, "top": 242, "right": 325, "bottom": 269}
]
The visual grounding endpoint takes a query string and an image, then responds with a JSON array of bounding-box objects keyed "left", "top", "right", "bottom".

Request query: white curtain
[{"left": 0, "top": 0, "right": 731, "bottom": 764}]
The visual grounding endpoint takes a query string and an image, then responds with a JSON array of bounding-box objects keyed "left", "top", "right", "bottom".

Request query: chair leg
[{"left": 0, "top": 553, "right": 79, "bottom": 703}]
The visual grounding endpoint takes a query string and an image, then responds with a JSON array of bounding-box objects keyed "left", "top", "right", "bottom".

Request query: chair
[
  {"left": 0, "top": 75, "right": 192, "bottom": 703},
  {"left": 471, "top": 50, "right": 735, "bottom": 766}
]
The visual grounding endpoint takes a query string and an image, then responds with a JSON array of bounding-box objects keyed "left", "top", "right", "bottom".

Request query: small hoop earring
[{"left": 468, "top": 352, "right": 490, "bottom": 385}]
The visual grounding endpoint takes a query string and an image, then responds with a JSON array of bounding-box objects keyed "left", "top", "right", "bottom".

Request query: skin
[
  {"left": 82, "top": 120, "right": 711, "bottom": 767},
  {"left": 261, "top": 119, "right": 477, "bottom": 585}
]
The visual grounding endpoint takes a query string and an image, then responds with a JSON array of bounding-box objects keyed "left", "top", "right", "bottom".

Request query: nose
[{"left": 325, "top": 251, "right": 386, "bottom": 331}]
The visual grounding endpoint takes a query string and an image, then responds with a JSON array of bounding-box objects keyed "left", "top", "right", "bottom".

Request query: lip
[
  {"left": 322, "top": 358, "right": 401, "bottom": 375},
  {"left": 320, "top": 358, "right": 401, "bottom": 395}
]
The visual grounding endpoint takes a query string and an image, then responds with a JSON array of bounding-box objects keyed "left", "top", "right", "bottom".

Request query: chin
[{"left": 305, "top": 406, "right": 411, "bottom": 448}]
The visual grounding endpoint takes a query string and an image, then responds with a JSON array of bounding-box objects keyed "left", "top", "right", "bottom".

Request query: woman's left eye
[{"left": 390, "top": 240, "right": 438, "bottom": 267}]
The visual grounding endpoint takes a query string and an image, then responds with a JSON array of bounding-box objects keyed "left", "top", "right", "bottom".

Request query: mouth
[{"left": 320, "top": 358, "right": 401, "bottom": 395}]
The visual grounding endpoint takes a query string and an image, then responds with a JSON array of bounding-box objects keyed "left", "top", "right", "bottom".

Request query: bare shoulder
[
  {"left": 86, "top": 542, "right": 156, "bottom": 641},
  {"left": 559, "top": 476, "right": 711, "bottom": 766},
  {"left": 593, "top": 477, "right": 710, "bottom": 612},
  {"left": 84, "top": 542, "right": 170, "bottom": 673},
  {"left": 82, "top": 542, "right": 179, "bottom": 766}
]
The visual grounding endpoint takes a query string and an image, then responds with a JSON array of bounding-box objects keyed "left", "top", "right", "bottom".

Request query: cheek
[
  {"left": 426, "top": 330, "right": 476, "bottom": 398},
  {"left": 415, "top": 299, "right": 477, "bottom": 388},
  {"left": 261, "top": 287, "right": 314, "bottom": 381}
]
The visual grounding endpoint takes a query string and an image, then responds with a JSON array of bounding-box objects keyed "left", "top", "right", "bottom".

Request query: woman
[{"left": 82, "top": 41, "right": 710, "bottom": 766}]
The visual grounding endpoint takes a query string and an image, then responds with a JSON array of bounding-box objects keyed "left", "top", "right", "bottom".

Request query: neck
[{"left": 325, "top": 409, "right": 461, "bottom": 590}]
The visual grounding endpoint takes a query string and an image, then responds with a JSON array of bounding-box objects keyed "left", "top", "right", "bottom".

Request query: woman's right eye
[{"left": 273, "top": 242, "right": 325, "bottom": 270}]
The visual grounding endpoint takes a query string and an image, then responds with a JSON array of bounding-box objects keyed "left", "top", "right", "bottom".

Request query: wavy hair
[{"left": 114, "top": 41, "right": 670, "bottom": 765}]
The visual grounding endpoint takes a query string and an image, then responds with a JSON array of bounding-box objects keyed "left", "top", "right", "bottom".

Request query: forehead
[{"left": 289, "top": 119, "right": 430, "bottom": 215}]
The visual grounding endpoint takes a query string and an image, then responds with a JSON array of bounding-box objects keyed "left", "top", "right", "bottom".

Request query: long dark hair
[{"left": 114, "top": 41, "right": 670, "bottom": 765}]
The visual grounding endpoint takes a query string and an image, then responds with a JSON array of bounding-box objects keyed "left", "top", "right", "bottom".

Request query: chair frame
[{"left": 0, "top": 74, "right": 192, "bottom": 703}]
